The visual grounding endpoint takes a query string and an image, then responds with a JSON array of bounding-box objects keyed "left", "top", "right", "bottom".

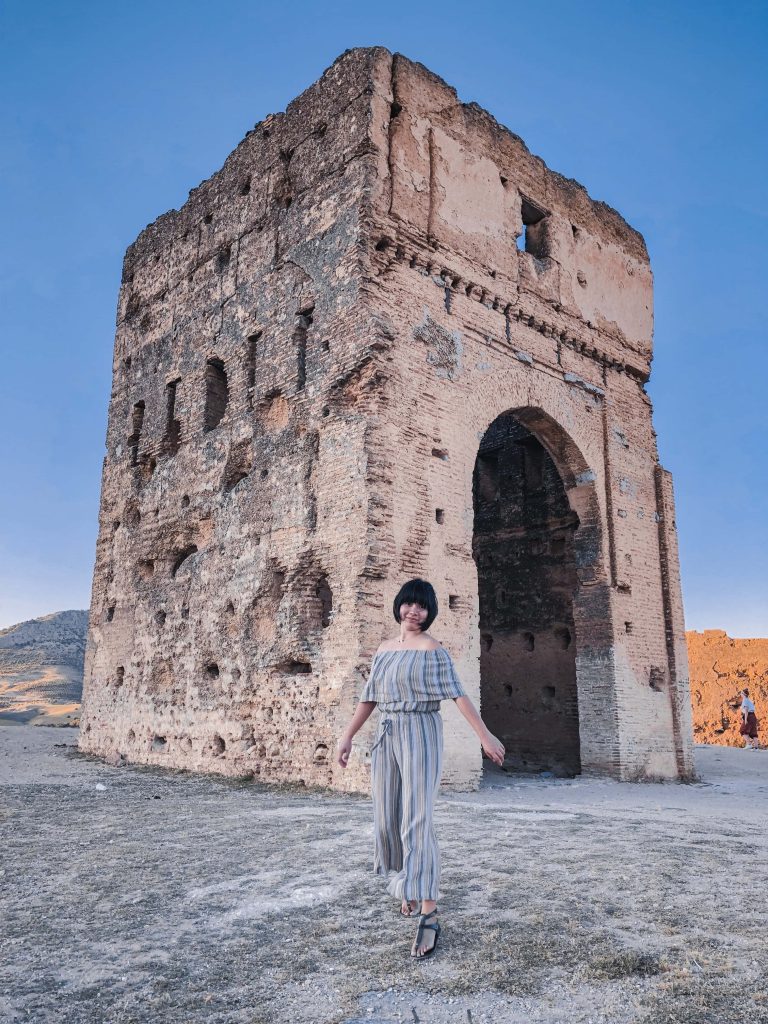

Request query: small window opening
[
  {"left": 432, "top": 448, "right": 448, "bottom": 460},
  {"left": 448, "top": 595, "right": 459, "bottom": 610},
  {"left": 475, "top": 451, "right": 500, "bottom": 505},
  {"left": 155, "top": 609, "right": 167, "bottom": 626},
  {"left": 128, "top": 401, "right": 145, "bottom": 465},
  {"left": 517, "top": 196, "right": 549, "bottom": 256},
  {"left": 520, "top": 438, "right": 545, "bottom": 490},
  {"left": 212, "top": 734, "right": 225, "bottom": 754},
  {"left": 247, "top": 332, "right": 261, "bottom": 395},
  {"left": 295, "top": 306, "right": 314, "bottom": 391},
  {"left": 435, "top": 509, "right": 445, "bottom": 524},
  {"left": 215, "top": 246, "right": 231, "bottom": 273},
  {"left": 240, "top": 177, "right": 251, "bottom": 196},
  {"left": 116, "top": 666, "right": 125, "bottom": 687},
  {"left": 204, "top": 358, "right": 228, "bottom": 431},
  {"left": 164, "top": 379, "right": 181, "bottom": 455},
  {"left": 205, "top": 663, "right": 220, "bottom": 679},
  {"left": 106, "top": 605, "right": 115, "bottom": 622},
  {"left": 316, "top": 576, "right": 333, "bottom": 628},
  {"left": 203, "top": 213, "right": 213, "bottom": 225}
]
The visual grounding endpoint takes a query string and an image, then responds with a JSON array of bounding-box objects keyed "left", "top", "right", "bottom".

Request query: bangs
[
  {"left": 392, "top": 578, "right": 438, "bottom": 630},
  {"left": 397, "top": 579, "right": 433, "bottom": 608}
]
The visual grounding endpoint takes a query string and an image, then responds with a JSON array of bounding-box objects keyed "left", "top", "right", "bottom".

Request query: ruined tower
[{"left": 80, "top": 48, "right": 694, "bottom": 789}]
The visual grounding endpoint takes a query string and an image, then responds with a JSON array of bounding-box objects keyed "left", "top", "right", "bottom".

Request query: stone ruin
[{"left": 80, "top": 48, "right": 694, "bottom": 790}]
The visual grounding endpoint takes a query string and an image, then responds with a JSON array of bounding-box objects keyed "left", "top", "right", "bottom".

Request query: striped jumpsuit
[{"left": 358, "top": 647, "right": 466, "bottom": 902}]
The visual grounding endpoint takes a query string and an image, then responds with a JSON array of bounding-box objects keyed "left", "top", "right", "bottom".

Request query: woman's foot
[
  {"left": 411, "top": 908, "right": 440, "bottom": 958},
  {"left": 400, "top": 898, "right": 419, "bottom": 917}
]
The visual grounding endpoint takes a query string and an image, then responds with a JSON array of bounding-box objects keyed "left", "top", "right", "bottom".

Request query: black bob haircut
[{"left": 392, "top": 578, "right": 438, "bottom": 631}]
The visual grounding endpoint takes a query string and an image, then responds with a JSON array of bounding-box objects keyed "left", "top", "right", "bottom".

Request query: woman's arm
[
  {"left": 336, "top": 701, "right": 377, "bottom": 768},
  {"left": 453, "top": 695, "right": 505, "bottom": 766}
]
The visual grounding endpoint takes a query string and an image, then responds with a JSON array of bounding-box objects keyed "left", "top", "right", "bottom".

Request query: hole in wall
[
  {"left": 115, "top": 666, "right": 125, "bottom": 687},
  {"left": 212, "top": 735, "right": 226, "bottom": 755},
  {"left": 151, "top": 735, "right": 167, "bottom": 752},
  {"left": 435, "top": 509, "right": 445, "bottom": 524},
  {"left": 224, "top": 470, "right": 249, "bottom": 493},
  {"left": 448, "top": 595, "right": 459, "bottom": 610},
  {"left": 106, "top": 605, "right": 115, "bottom": 622},
  {"left": 203, "top": 213, "right": 213, "bottom": 225},
  {"left": 204, "top": 358, "right": 228, "bottom": 431},
  {"left": 316, "top": 576, "right": 333, "bottom": 628},
  {"left": 555, "top": 627, "right": 571, "bottom": 649},
  {"left": 138, "top": 559, "right": 155, "bottom": 580},
  {"left": 205, "top": 663, "right": 220, "bottom": 679},
  {"left": 181, "top": 495, "right": 190, "bottom": 508},
  {"left": 171, "top": 546, "right": 197, "bottom": 576},
  {"left": 314, "top": 743, "right": 329, "bottom": 762},
  {"left": 431, "top": 448, "right": 448, "bottom": 460},
  {"left": 277, "top": 661, "right": 312, "bottom": 675},
  {"left": 625, "top": 621, "right": 633, "bottom": 634},
  {"left": 128, "top": 729, "right": 135, "bottom": 742},
  {"left": 240, "top": 177, "right": 251, "bottom": 196},
  {"left": 155, "top": 610, "right": 167, "bottom": 626}
]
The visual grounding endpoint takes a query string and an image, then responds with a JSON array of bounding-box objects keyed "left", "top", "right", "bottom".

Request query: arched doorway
[{"left": 472, "top": 410, "right": 582, "bottom": 776}]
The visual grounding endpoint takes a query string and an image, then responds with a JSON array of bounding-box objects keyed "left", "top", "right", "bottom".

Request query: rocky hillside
[
  {"left": 0, "top": 610, "right": 88, "bottom": 725},
  {"left": 687, "top": 630, "right": 768, "bottom": 746}
]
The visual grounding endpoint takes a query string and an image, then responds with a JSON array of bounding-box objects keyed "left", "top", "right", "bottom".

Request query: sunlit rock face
[
  {"left": 80, "top": 49, "right": 692, "bottom": 790},
  {"left": 0, "top": 610, "right": 87, "bottom": 725},
  {"left": 687, "top": 630, "right": 768, "bottom": 747}
]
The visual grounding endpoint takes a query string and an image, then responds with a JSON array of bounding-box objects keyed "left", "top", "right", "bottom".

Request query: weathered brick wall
[
  {"left": 80, "top": 49, "right": 390, "bottom": 789},
  {"left": 81, "top": 47, "right": 693, "bottom": 791},
  {"left": 359, "top": 51, "right": 693, "bottom": 781}
]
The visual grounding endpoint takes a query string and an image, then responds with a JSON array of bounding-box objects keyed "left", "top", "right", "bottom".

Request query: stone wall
[{"left": 81, "top": 47, "right": 693, "bottom": 790}]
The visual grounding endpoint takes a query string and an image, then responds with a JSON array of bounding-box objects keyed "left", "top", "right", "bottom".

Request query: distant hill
[
  {"left": 0, "top": 610, "right": 88, "bottom": 725},
  {"left": 687, "top": 630, "right": 768, "bottom": 747}
]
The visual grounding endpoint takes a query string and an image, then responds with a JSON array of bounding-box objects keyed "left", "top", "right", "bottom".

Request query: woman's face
[{"left": 399, "top": 601, "right": 428, "bottom": 630}]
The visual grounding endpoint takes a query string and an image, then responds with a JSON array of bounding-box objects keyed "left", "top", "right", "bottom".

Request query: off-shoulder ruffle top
[{"left": 358, "top": 647, "right": 467, "bottom": 711}]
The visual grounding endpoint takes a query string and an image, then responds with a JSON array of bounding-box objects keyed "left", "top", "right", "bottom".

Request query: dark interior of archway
[{"left": 473, "top": 412, "right": 581, "bottom": 776}]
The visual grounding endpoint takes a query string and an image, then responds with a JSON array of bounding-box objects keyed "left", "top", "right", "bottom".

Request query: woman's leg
[
  {"left": 371, "top": 724, "right": 403, "bottom": 877},
  {"left": 396, "top": 712, "right": 443, "bottom": 904}
]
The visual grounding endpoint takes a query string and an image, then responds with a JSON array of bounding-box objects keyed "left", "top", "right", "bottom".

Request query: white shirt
[{"left": 741, "top": 696, "right": 756, "bottom": 714}]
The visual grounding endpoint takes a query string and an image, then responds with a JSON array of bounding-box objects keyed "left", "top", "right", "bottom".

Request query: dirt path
[{"left": 2, "top": 726, "right": 767, "bottom": 1024}]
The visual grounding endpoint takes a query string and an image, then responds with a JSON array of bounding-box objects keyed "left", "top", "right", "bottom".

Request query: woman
[
  {"left": 739, "top": 688, "right": 760, "bottom": 749},
  {"left": 336, "top": 578, "right": 505, "bottom": 959}
]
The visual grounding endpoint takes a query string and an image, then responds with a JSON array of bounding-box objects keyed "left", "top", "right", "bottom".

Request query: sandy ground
[{"left": 1, "top": 727, "right": 767, "bottom": 1024}]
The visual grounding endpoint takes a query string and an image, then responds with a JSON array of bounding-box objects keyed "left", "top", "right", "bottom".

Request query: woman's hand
[
  {"left": 336, "top": 735, "right": 353, "bottom": 768},
  {"left": 481, "top": 731, "right": 505, "bottom": 767}
]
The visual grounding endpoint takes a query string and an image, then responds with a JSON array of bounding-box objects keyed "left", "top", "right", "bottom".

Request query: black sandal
[{"left": 411, "top": 908, "right": 440, "bottom": 958}]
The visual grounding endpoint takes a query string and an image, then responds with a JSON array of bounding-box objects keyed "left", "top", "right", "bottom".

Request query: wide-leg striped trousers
[{"left": 370, "top": 709, "right": 443, "bottom": 901}]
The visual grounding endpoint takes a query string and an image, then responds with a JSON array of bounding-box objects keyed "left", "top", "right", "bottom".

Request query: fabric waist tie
[{"left": 370, "top": 718, "right": 392, "bottom": 753}]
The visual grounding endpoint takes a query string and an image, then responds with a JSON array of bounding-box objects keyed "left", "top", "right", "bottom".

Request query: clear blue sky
[{"left": 1, "top": 1, "right": 766, "bottom": 636}]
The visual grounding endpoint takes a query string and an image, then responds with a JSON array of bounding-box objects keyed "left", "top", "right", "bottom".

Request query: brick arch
[{"left": 472, "top": 404, "right": 618, "bottom": 777}]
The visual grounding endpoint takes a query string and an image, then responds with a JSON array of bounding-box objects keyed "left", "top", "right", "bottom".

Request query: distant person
[
  {"left": 739, "top": 688, "right": 759, "bottom": 749},
  {"left": 336, "top": 578, "right": 505, "bottom": 959}
]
